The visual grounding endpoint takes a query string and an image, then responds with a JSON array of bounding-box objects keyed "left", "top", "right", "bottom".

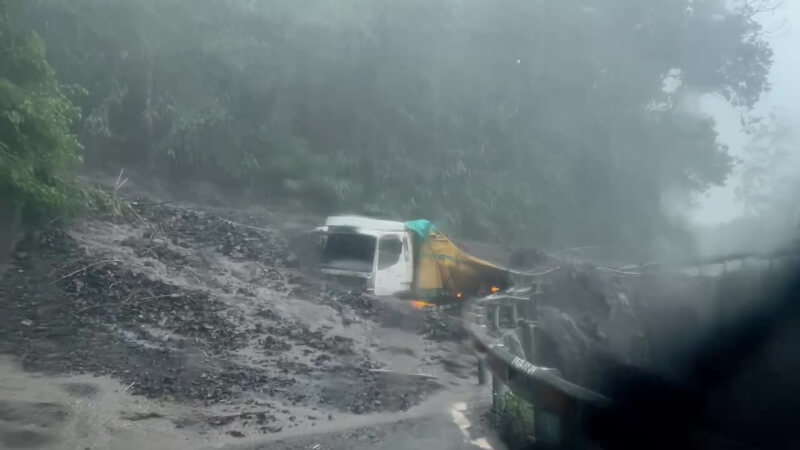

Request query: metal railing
[
  {"left": 465, "top": 246, "right": 799, "bottom": 448},
  {"left": 464, "top": 289, "right": 609, "bottom": 448}
]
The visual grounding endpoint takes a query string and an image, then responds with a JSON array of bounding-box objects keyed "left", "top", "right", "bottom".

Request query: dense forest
[{"left": 1, "top": 0, "right": 776, "bottom": 258}]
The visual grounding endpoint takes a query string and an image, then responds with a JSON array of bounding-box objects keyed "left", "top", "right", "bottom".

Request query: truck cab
[
  {"left": 315, "top": 215, "right": 415, "bottom": 296},
  {"left": 311, "top": 215, "right": 513, "bottom": 304}
]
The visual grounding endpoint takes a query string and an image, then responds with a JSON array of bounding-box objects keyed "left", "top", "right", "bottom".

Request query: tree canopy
[
  {"left": 0, "top": 0, "right": 82, "bottom": 222},
  {"left": 12, "top": 0, "right": 773, "bottom": 257}
]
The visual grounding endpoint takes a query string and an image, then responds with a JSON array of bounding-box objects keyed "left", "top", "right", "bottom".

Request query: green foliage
[
  {"left": 497, "top": 390, "right": 535, "bottom": 448},
  {"left": 0, "top": 1, "right": 83, "bottom": 222},
  {"left": 18, "top": 0, "right": 773, "bottom": 256}
]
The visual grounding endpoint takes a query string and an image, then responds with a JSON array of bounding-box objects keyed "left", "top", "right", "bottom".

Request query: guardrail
[
  {"left": 464, "top": 291, "right": 609, "bottom": 448},
  {"left": 601, "top": 246, "right": 800, "bottom": 277},
  {"left": 465, "top": 246, "right": 799, "bottom": 447}
]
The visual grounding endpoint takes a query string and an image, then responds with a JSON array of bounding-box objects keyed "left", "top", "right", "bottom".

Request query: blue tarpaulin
[{"left": 405, "top": 219, "right": 438, "bottom": 240}]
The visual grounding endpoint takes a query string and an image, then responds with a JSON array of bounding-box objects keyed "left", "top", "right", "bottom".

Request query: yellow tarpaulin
[{"left": 415, "top": 228, "right": 510, "bottom": 300}]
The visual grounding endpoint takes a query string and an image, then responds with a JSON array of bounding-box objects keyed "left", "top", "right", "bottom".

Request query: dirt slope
[{"left": 0, "top": 195, "right": 488, "bottom": 449}]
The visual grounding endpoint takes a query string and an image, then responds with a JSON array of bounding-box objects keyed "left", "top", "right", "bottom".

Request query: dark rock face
[
  {"left": 515, "top": 262, "right": 777, "bottom": 391},
  {"left": 517, "top": 265, "right": 646, "bottom": 390}
]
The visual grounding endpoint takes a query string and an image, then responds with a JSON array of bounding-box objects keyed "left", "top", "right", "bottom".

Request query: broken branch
[{"left": 53, "top": 260, "right": 123, "bottom": 284}]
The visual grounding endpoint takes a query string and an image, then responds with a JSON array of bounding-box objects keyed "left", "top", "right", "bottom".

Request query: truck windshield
[{"left": 321, "top": 233, "right": 376, "bottom": 273}]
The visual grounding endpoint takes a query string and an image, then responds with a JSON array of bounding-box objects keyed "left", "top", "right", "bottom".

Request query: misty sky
[{"left": 692, "top": 1, "right": 800, "bottom": 225}]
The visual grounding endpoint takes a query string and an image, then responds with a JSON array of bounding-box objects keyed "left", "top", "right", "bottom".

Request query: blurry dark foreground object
[{"left": 584, "top": 262, "right": 800, "bottom": 450}]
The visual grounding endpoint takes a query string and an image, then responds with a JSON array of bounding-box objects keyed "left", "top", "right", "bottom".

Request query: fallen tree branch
[
  {"left": 52, "top": 260, "right": 123, "bottom": 284},
  {"left": 206, "top": 410, "right": 276, "bottom": 420},
  {"left": 120, "top": 411, "right": 163, "bottom": 421},
  {"left": 368, "top": 368, "right": 438, "bottom": 380},
  {"left": 76, "top": 292, "right": 180, "bottom": 314},
  {"left": 133, "top": 293, "right": 181, "bottom": 304}
]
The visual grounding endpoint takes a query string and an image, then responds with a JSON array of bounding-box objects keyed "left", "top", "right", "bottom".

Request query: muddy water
[
  {"left": 0, "top": 356, "right": 201, "bottom": 450},
  {"left": 0, "top": 350, "right": 493, "bottom": 450}
]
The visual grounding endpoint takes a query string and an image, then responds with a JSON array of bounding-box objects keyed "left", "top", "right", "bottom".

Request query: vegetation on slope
[
  {"left": 0, "top": 0, "right": 82, "bottom": 223},
  {"left": 5, "top": 0, "right": 776, "bottom": 258}
]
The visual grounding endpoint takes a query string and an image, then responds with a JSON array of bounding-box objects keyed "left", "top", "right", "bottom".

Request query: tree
[
  {"left": 18, "top": 0, "right": 774, "bottom": 258},
  {"left": 738, "top": 113, "right": 797, "bottom": 214},
  {"left": 0, "top": 0, "right": 82, "bottom": 223},
  {"left": 738, "top": 113, "right": 799, "bottom": 241},
  {"left": 696, "top": 110, "right": 799, "bottom": 256}
]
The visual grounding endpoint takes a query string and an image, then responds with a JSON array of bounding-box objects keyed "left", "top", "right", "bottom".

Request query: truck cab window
[
  {"left": 377, "top": 236, "right": 403, "bottom": 269},
  {"left": 321, "top": 233, "right": 376, "bottom": 273}
]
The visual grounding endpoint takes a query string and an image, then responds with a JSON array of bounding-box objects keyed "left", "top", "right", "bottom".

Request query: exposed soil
[{"left": 0, "top": 194, "right": 477, "bottom": 447}]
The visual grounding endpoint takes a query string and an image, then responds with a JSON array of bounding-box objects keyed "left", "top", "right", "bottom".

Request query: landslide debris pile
[
  {"left": 0, "top": 197, "right": 453, "bottom": 436},
  {"left": 131, "top": 201, "right": 294, "bottom": 267}
]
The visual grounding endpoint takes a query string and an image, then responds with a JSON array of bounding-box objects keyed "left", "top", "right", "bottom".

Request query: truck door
[{"left": 374, "top": 233, "right": 413, "bottom": 296}]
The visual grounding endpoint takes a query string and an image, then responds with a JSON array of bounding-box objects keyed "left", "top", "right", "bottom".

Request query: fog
[
  {"left": 5, "top": 0, "right": 795, "bottom": 263},
  {"left": 695, "top": 1, "right": 800, "bottom": 223},
  {"left": 2, "top": 1, "right": 800, "bottom": 449},
  {"left": 691, "top": 1, "right": 800, "bottom": 255}
]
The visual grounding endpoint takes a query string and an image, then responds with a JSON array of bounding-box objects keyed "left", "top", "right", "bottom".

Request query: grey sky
[{"left": 692, "top": 1, "right": 800, "bottom": 225}]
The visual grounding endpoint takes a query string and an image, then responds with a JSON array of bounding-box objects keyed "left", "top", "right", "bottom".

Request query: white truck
[
  {"left": 314, "top": 215, "right": 414, "bottom": 296},
  {"left": 312, "top": 215, "right": 511, "bottom": 303}
]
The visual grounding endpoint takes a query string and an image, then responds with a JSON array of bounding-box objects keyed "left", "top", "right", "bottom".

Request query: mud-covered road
[{"left": 0, "top": 192, "right": 502, "bottom": 450}]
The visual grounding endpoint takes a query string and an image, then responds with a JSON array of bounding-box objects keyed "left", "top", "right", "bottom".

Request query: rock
[{"left": 0, "top": 196, "right": 448, "bottom": 427}]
